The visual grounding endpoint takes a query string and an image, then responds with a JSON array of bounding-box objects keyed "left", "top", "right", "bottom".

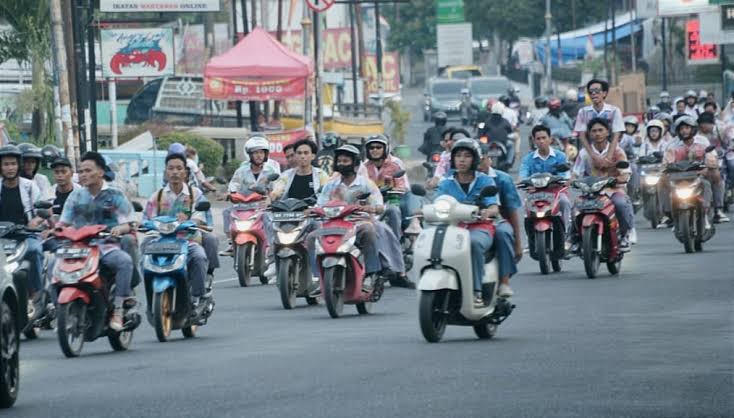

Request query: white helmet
[
  {"left": 491, "top": 101, "right": 506, "bottom": 115},
  {"left": 245, "top": 135, "right": 270, "bottom": 156},
  {"left": 565, "top": 89, "right": 577, "bottom": 101}
]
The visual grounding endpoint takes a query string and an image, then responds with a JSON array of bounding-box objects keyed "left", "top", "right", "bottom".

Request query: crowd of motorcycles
[{"left": 1, "top": 100, "right": 732, "bottom": 410}]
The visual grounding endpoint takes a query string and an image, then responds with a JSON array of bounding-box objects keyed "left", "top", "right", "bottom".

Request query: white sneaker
[
  {"left": 498, "top": 284, "right": 514, "bottom": 298},
  {"left": 263, "top": 263, "right": 277, "bottom": 280},
  {"left": 628, "top": 228, "right": 638, "bottom": 245}
]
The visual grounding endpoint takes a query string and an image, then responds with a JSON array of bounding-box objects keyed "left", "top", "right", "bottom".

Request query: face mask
[{"left": 335, "top": 164, "right": 355, "bottom": 176}]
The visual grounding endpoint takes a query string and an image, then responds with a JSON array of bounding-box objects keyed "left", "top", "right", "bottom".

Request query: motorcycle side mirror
[
  {"left": 36, "top": 208, "right": 50, "bottom": 220},
  {"left": 34, "top": 201, "right": 53, "bottom": 209},
  {"left": 195, "top": 201, "right": 211, "bottom": 212},
  {"left": 250, "top": 185, "right": 267, "bottom": 195},
  {"left": 393, "top": 170, "right": 406, "bottom": 178},
  {"left": 411, "top": 184, "right": 427, "bottom": 197},
  {"left": 304, "top": 196, "right": 317, "bottom": 206},
  {"left": 479, "top": 185, "right": 498, "bottom": 198},
  {"left": 652, "top": 151, "right": 663, "bottom": 159},
  {"left": 704, "top": 145, "right": 717, "bottom": 153},
  {"left": 267, "top": 173, "right": 280, "bottom": 182},
  {"left": 555, "top": 163, "right": 571, "bottom": 172},
  {"left": 615, "top": 160, "right": 630, "bottom": 170},
  {"left": 357, "top": 192, "right": 371, "bottom": 201},
  {"left": 132, "top": 201, "right": 144, "bottom": 212},
  {"left": 215, "top": 176, "right": 227, "bottom": 185}
]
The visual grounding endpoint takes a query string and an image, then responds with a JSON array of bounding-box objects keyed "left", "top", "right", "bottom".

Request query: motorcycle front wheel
[
  {"left": 153, "top": 290, "right": 173, "bottom": 342},
  {"left": 277, "top": 258, "right": 297, "bottom": 310},
  {"left": 473, "top": 323, "right": 497, "bottom": 340},
  {"left": 535, "top": 230, "right": 551, "bottom": 275},
  {"left": 677, "top": 210, "right": 695, "bottom": 253},
  {"left": 582, "top": 227, "right": 600, "bottom": 279},
  {"left": 323, "top": 266, "right": 345, "bottom": 318},
  {"left": 236, "top": 243, "right": 254, "bottom": 287},
  {"left": 0, "top": 300, "right": 19, "bottom": 408},
  {"left": 418, "top": 290, "right": 449, "bottom": 343},
  {"left": 57, "top": 300, "right": 86, "bottom": 358}
]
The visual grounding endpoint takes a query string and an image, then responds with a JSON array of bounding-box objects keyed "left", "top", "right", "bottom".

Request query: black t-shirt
[
  {"left": 459, "top": 181, "right": 471, "bottom": 195},
  {"left": 54, "top": 188, "right": 74, "bottom": 213},
  {"left": 0, "top": 185, "right": 28, "bottom": 225},
  {"left": 288, "top": 173, "right": 315, "bottom": 200}
]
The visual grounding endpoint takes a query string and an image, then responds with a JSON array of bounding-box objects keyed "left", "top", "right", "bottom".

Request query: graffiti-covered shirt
[
  {"left": 143, "top": 183, "right": 207, "bottom": 242},
  {"left": 59, "top": 181, "right": 134, "bottom": 229},
  {"left": 317, "top": 174, "right": 382, "bottom": 207}
]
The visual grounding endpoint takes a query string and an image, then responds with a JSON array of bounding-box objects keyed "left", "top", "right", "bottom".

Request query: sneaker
[
  {"left": 498, "top": 283, "right": 514, "bottom": 298},
  {"left": 389, "top": 275, "right": 416, "bottom": 289},
  {"left": 362, "top": 274, "right": 375, "bottom": 293},
  {"left": 628, "top": 228, "right": 638, "bottom": 245},
  {"left": 714, "top": 209, "right": 730, "bottom": 223},
  {"left": 263, "top": 263, "right": 277, "bottom": 282},
  {"left": 473, "top": 292, "right": 485, "bottom": 308},
  {"left": 109, "top": 308, "right": 124, "bottom": 331},
  {"left": 705, "top": 216, "right": 713, "bottom": 230},
  {"left": 219, "top": 244, "right": 234, "bottom": 257},
  {"left": 619, "top": 237, "right": 631, "bottom": 252},
  {"left": 27, "top": 293, "right": 44, "bottom": 321}
]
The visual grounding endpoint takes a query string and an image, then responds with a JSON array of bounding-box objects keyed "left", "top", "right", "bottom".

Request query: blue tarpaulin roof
[{"left": 534, "top": 13, "right": 643, "bottom": 66}]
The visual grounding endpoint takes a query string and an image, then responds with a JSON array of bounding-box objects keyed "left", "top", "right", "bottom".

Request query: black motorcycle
[
  {"left": 664, "top": 160, "right": 716, "bottom": 253},
  {"left": 0, "top": 250, "right": 20, "bottom": 408},
  {"left": 638, "top": 153, "right": 664, "bottom": 228}
]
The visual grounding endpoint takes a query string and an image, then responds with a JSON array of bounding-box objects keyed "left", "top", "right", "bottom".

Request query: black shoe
[{"left": 389, "top": 276, "right": 416, "bottom": 289}]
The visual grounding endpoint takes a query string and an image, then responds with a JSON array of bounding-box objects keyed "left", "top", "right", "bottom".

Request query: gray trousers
[
  {"left": 610, "top": 192, "right": 635, "bottom": 236},
  {"left": 201, "top": 232, "right": 220, "bottom": 274},
  {"left": 102, "top": 248, "right": 134, "bottom": 300}
]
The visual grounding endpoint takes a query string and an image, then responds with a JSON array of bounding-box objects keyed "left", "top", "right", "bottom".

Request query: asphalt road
[{"left": 11, "top": 88, "right": 734, "bottom": 417}]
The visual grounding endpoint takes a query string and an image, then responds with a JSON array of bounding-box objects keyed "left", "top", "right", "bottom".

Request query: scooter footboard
[{"left": 418, "top": 268, "right": 459, "bottom": 291}]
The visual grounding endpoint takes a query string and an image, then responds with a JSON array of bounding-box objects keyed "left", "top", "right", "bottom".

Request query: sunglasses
[
  {"left": 368, "top": 145, "right": 384, "bottom": 150},
  {"left": 588, "top": 88, "right": 603, "bottom": 94}
]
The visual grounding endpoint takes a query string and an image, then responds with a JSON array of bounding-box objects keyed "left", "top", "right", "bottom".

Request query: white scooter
[{"left": 413, "top": 186, "right": 514, "bottom": 343}]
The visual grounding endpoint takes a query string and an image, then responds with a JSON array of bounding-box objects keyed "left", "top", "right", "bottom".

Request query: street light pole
[
  {"left": 544, "top": 0, "right": 552, "bottom": 94},
  {"left": 313, "top": 2, "right": 323, "bottom": 140},
  {"left": 374, "top": 0, "right": 384, "bottom": 116}
]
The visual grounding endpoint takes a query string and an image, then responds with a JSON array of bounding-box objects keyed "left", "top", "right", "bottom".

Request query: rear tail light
[{"left": 431, "top": 154, "right": 441, "bottom": 162}]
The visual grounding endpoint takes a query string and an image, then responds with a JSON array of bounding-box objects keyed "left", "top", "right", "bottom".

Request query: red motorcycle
[
  {"left": 571, "top": 173, "right": 626, "bottom": 279},
  {"left": 518, "top": 170, "right": 569, "bottom": 274},
  {"left": 52, "top": 225, "right": 141, "bottom": 357},
  {"left": 228, "top": 188, "right": 271, "bottom": 287},
  {"left": 312, "top": 196, "right": 384, "bottom": 318}
]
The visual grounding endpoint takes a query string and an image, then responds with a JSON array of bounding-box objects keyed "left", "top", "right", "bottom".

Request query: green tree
[
  {"left": 0, "top": 0, "right": 53, "bottom": 142},
  {"left": 386, "top": 0, "right": 437, "bottom": 57}
]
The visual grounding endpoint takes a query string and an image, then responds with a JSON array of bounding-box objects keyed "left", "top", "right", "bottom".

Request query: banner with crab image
[{"left": 101, "top": 28, "right": 175, "bottom": 78}]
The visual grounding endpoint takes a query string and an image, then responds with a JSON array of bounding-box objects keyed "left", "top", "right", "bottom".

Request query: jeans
[
  {"left": 101, "top": 248, "right": 134, "bottom": 300},
  {"left": 558, "top": 193, "right": 572, "bottom": 234},
  {"left": 201, "top": 232, "right": 220, "bottom": 274},
  {"left": 141, "top": 236, "right": 208, "bottom": 298},
  {"left": 382, "top": 205, "right": 402, "bottom": 240},
  {"left": 493, "top": 222, "right": 517, "bottom": 280},
  {"left": 505, "top": 138, "right": 516, "bottom": 165},
  {"left": 307, "top": 222, "right": 382, "bottom": 277},
  {"left": 610, "top": 192, "right": 635, "bottom": 236},
  {"left": 710, "top": 174, "right": 724, "bottom": 208},
  {"left": 469, "top": 229, "right": 494, "bottom": 293},
  {"left": 119, "top": 234, "right": 141, "bottom": 288},
  {"left": 24, "top": 236, "right": 44, "bottom": 294},
  {"left": 628, "top": 162, "right": 641, "bottom": 201},
  {"left": 399, "top": 192, "right": 423, "bottom": 230}
]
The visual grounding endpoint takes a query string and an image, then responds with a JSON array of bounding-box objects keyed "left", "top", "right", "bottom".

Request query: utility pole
[
  {"left": 544, "top": 0, "right": 552, "bottom": 94},
  {"left": 604, "top": 1, "right": 609, "bottom": 79},
  {"left": 274, "top": 0, "right": 283, "bottom": 118},
  {"left": 241, "top": 0, "right": 258, "bottom": 132},
  {"left": 349, "top": 2, "right": 359, "bottom": 115},
  {"left": 87, "top": 0, "right": 97, "bottom": 151},
  {"left": 611, "top": 0, "right": 617, "bottom": 85},
  {"left": 72, "top": 0, "right": 88, "bottom": 154},
  {"left": 50, "top": 0, "right": 78, "bottom": 167},
  {"left": 374, "top": 0, "right": 384, "bottom": 116},
  {"left": 355, "top": 4, "right": 367, "bottom": 113},
  {"left": 232, "top": 0, "right": 243, "bottom": 128},
  {"left": 661, "top": 17, "right": 668, "bottom": 90},
  {"left": 313, "top": 2, "right": 323, "bottom": 139},
  {"left": 630, "top": 0, "right": 637, "bottom": 73}
]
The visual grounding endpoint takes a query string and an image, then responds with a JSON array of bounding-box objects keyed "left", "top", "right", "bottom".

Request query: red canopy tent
[{"left": 204, "top": 27, "right": 313, "bottom": 101}]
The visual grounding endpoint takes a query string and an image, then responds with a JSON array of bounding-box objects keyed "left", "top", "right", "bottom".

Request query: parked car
[
  {"left": 423, "top": 78, "right": 465, "bottom": 122},
  {"left": 0, "top": 251, "right": 20, "bottom": 408},
  {"left": 461, "top": 76, "right": 513, "bottom": 125}
]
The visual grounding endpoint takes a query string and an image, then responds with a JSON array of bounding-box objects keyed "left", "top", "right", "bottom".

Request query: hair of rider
[{"left": 532, "top": 126, "right": 552, "bottom": 156}]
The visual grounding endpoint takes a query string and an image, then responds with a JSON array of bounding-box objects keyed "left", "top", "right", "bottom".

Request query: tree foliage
[{"left": 386, "top": 0, "right": 436, "bottom": 57}]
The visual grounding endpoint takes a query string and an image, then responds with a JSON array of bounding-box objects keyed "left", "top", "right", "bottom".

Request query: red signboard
[
  {"left": 263, "top": 128, "right": 310, "bottom": 167},
  {"left": 686, "top": 19, "right": 719, "bottom": 65},
  {"left": 305, "top": 0, "right": 335, "bottom": 12},
  {"left": 204, "top": 76, "right": 307, "bottom": 101}
]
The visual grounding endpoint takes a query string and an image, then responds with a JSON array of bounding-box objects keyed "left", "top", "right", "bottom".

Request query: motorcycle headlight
[
  {"left": 535, "top": 210, "right": 547, "bottom": 218},
  {"left": 154, "top": 220, "right": 180, "bottom": 235},
  {"left": 143, "top": 254, "right": 186, "bottom": 273},
  {"left": 277, "top": 230, "right": 300, "bottom": 245},
  {"left": 531, "top": 175, "right": 551, "bottom": 189},
  {"left": 434, "top": 199, "right": 452, "bottom": 219},
  {"left": 323, "top": 206, "right": 345, "bottom": 219},
  {"left": 337, "top": 235, "right": 357, "bottom": 253},
  {"left": 675, "top": 186, "right": 695, "bottom": 199},
  {"left": 234, "top": 219, "right": 254, "bottom": 231},
  {"left": 644, "top": 175, "right": 660, "bottom": 186}
]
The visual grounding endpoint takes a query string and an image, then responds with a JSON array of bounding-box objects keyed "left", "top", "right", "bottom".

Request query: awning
[{"left": 534, "top": 13, "right": 644, "bottom": 66}]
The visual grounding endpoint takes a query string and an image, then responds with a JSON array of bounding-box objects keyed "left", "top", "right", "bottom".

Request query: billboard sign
[
  {"left": 100, "top": 0, "right": 220, "bottom": 12},
  {"left": 687, "top": 19, "right": 719, "bottom": 65},
  {"left": 437, "top": 23, "right": 473, "bottom": 67},
  {"left": 658, "top": 0, "right": 716, "bottom": 16},
  {"left": 437, "top": 0, "right": 465, "bottom": 24},
  {"left": 101, "top": 28, "right": 175, "bottom": 78}
]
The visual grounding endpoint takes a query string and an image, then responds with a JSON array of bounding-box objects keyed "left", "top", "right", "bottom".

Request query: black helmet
[
  {"left": 333, "top": 144, "right": 361, "bottom": 171},
  {"left": 19, "top": 144, "right": 43, "bottom": 178},
  {"left": 450, "top": 138, "right": 481, "bottom": 171},
  {"left": 498, "top": 95, "right": 511, "bottom": 106},
  {"left": 433, "top": 112, "right": 447, "bottom": 126},
  {"left": 50, "top": 156, "right": 73, "bottom": 169},
  {"left": 41, "top": 144, "right": 62, "bottom": 163},
  {"left": 321, "top": 131, "right": 341, "bottom": 148},
  {"left": 534, "top": 96, "right": 548, "bottom": 108},
  {"left": 0, "top": 145, "right": 22, "bottom": 178}
]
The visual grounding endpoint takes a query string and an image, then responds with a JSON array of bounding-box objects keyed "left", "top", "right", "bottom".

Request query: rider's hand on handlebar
[
  {"left": 28, "top": 217, "right": 44, "bottom": 229},
  {"left": 479, "top": 205, "right": 499, "bottom": 220},
  {"left": 176, "top": 212, "right": 189, "bottom": 222},
  {"left": 110, "top": 224, "right": 130, "bottom": 237}
]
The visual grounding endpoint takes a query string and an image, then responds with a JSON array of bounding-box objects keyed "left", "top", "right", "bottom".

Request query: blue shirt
[
  {"left": 436, "top": 172, "right": 498, "bottom": 208},
  {"left": 59, "top": 182, "right": 134, "bottom": 229},
  {"left": 487, "top": 168, "right": 522, "bottom": 210},
  {"left": 519, "top": 148, "right": 570, "bottom": 179}
]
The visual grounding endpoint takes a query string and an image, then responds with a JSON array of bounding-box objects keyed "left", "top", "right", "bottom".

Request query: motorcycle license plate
[
  {"left": 487, "top": 149, "right": 502, "bottom": 157},
  {"left": 528, "top": 192, "right": 555, "bottom": 202},
  {"left": 56, "top": 247, "right": 91, "bottom": 259},
  {"left": 144, "top": 242, "right": 181, "bottom": 255},
  {"left": 272, "top": 211, "right": 304, "bottom": 222},
  {"left": 233, "top": 203, "right": 260, "bottom": 211},
  {"left": 578, "top": 200, "right": 604, "bottom": 211}
]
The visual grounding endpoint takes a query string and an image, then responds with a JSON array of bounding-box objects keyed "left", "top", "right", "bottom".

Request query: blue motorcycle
[{"left": 141, "top": 203, "right": 214, "bottom": 342}]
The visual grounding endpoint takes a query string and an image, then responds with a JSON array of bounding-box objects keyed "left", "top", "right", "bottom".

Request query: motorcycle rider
[
  {"left": 427, "top": 127, "right": 457, "bottom": 188},
  {"left": 698, "top": 111, "right": 727, "bottom": 151},
  {"left": 142, "top": 153, "right": 212, "bottom": 306},
  {"left": 562, "top": 89, "right": 580, "bottom": 120},
  {"left": 271, "top": 139, "right": 329, "bottom": 201},
  {"left": 311, "top": 145, "right": 407, "bottom": 290},
  {"left": 622, "top": 115, "right": 643, "bottom": 204},
  {"left": 57, "top": 151, "right": 138, "bottom": 331},
  {"left": 572, "top": 118, "right": 636, "bottom": 251},
  {"left": 434, "top": 139, "right": 504, "bottom": 306},
  {"left": 541, "top": 97, "right": 574, "bottom": 141},
  {"left": 529, "top": 96, "right": 549, "bottom": 126},
  {"left": 50, "top": 157, "right": 81, "bottom": 210},
  {"left": 483, "top": 101, "right": 516, "bottom": 166},
  {"left": 220, "top": 136, "right": 281, "bottom": 259},
  {"left": 684, "top": 90, "right": 699, "bottom": 117},
  {"left": 419, "top": 112, "right": 447, "bottom": 159},
  {"left": 0, "top": 145, "right": 45, "bottom": 316},
  {"left": 185, "top": 146, "right": 217, "bottom": 193},
  {"left": 657, "top": 91, "right": 673, "bottom": 113},
  {"left": 574, "top": 79, "right": 626, "bottom": 170},
  {"left": 19, "top": 144, "right": 53, "bottom": 200},
  {"left": 498, "top": 95, "right": 518, "bottom": 128},
  {"left": 660, "top": 116, "right": 722, "bottom": 226},
  {"left": 519, "top": 125, "right": 572, "bottom": 235},
  {"left": 655, "top": 112, "right": 676, "bottom": 143},
  {"left": 639, "top": 119, "right": 670, "bottom": 157},
  {"left": 358, "top": 135, "right": 420, "bottom": 241},
  {"left": 674, "top": 98, "right": 687, "bottom": 120},
  {"left": 283, "top": 142, "right": 297, "bottom": 170}
]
